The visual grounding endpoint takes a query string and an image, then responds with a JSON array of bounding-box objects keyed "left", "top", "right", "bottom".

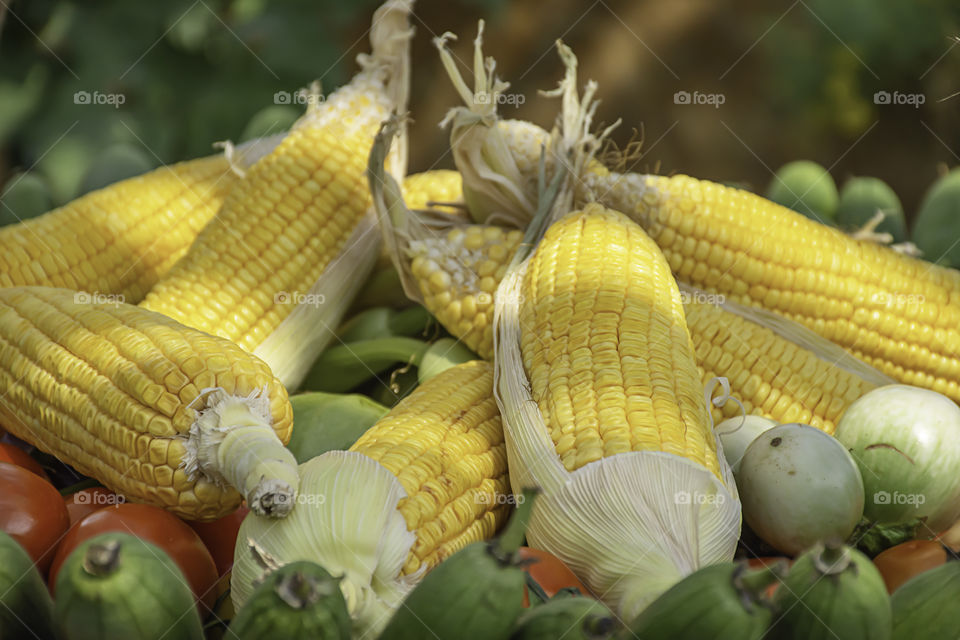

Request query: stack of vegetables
[{"left": 4, "top": 2, "right": 960, "bottom": 639}]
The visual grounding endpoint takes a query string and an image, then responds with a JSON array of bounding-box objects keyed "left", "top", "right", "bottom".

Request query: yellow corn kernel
[
  {"left": 0, "top": 287, "right": 296, "bottom": 521},
  {"left": 683, "top": 300, "right": 876, "bottom": 434},
  {"left": 594, "top": 172, "right": 960, "bottom": 403},
  {"left": 350, "top": 360, "right": 508, "bottom": 575},
  {"left": 519, "top": 204, "right": 720, "bottom": 477},
  {"left": 0, "top": 154, "right": 238, "bottom": 303},
  {"left": 406, "top": 226, "right": 524, "bottom": 358}
]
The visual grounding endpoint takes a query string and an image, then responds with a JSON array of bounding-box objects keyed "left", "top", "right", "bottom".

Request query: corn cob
[
  {"left": 586, "top": 171, "right": 960, "bottom": 403},
  {"left": 495, "top": 202, "right": 739, "bottom": 620},
  {"left": 373, "top": 155, "right": 886, "bottom": 434},
  {"left": 0, "top": 154, "right": 237, "bottom": 304},
  {"left": 683, "top": 299, "right": 882, "bottom": 433},
  {"left": 438, "top": 31, "right": 960, "bottom": 405},
  {"left": 0, "top": 287, "right": 297, "bottom": 521},
  {"left": 402, "top": 169, "right": 464, "bottom": 212},
  {"left": 139, "top": 0, "right": 413, "bottom": 390},
  {"left": 231, "top": 360, "right": 508, "bottom": 636}
]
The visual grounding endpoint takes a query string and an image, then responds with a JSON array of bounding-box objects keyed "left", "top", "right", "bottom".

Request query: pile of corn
[{"left": 1, "top": 1, "right": 957, "bottom": 636}]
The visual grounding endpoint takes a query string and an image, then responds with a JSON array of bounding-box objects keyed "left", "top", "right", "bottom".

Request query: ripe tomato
[
  {"left": 49, "top": 503, "right": 219, "bottom": 611},
  {"left": 0, "top": 442, "right": 49, "bottom": 480},
  {"left": 187, "top": 505, "right": 249, "bottom": 575},
  {"left": 873, "top": 539, "right": 948, "bottom": 593},
  {"left": 63, "top": 487, "right": 122, "bottom": 526},
  {"left": 0, "top": 462, "right": 70, "bottom": 573},
  {"left": 519, "top": 547, "right": 593, "bottom": 606}
]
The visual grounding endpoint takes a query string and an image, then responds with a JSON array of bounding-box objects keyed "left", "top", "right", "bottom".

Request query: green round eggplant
[
  {"left": 913, "top": 169, "right": 960, "bottom": 267},
  {"left": 0, "top": 531, "right": 55, "bottom": 640},
  {"left": 890, "top": 559, "right": 960, "bottom": 640},
  {"left": 766, "top": 160, "right": 838, "bottom": 222},
  {"left": 771, "top": 542, "right": 891, "bottom": 640},
  {"left": 624, "top": 561, "right": 781, "bottom": 639},
  {"left": 53, "top": 532, "right": 202, "bottom": 640},
  {"left": 228, "top": 561, "right": 350, "bottom": 640},
  {"left": 837, "top": 177, "right": 906, "bottom": 242},
  {"left": 511, "top": 595, "right": 618, "bottom": 639},
  {"left": 379, "top": 490, "right": 537, "bottom": 640}
]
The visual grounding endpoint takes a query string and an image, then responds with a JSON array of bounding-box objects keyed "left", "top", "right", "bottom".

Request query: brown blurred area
[{"left": 342, "top": 0, "right": 960, "bottom": 221}]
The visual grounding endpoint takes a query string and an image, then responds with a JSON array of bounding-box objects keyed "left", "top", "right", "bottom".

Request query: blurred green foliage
[
  {"left": 763, "top": 0, "right": 960, "bottom": 137},
  {"left": 0, "top": 0, "right": 383, "bottom": 209}
]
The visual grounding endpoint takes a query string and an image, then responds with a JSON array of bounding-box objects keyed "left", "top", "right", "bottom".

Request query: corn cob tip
[{"left": 184, "top": 387, "right": 299, "bottom": 518}]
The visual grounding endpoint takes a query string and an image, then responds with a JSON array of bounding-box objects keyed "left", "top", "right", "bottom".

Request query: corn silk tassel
[
  {"left": 489, "top": 42, "right": 740, "bottom": 621},
  {"left": 140, "top": 0, "right": 414, "bottom": 390}
]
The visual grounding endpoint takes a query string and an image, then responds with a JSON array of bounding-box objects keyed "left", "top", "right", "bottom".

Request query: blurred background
[{"left": 1, "top": 0, "right": 959, "bottom": 229}]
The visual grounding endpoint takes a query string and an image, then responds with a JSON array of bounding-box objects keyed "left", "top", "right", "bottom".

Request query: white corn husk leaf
[
  {"left": 253, "top": 213, "right": 379, "bottom": 390},
  {"left": 492, "top": 40, "right": 740, "bottom": 621},
  {"left": 231, "top": 451, "right": 417, "bottom": 639}
]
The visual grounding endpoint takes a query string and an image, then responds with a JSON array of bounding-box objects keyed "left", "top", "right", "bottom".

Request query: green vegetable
[
  {"left": 835, "top": 385, "right": 960, "bottom": 531},
  {"left": 79, "top": 144, "right": 154, "bottom": 194},
  {"left": 511, "top": 595, "right": 618, "bottom": 639},
  {"left": 0, "top": 531, "right": 55, "bottom": 640},
  {"left": 715, "top": 415, "right": 777, "bottom": 475},
  {"left": 772, "top": 542, "right": 891, "bottom": 640},
  {"left": 378, "top": 489, "right": 537, "bottom": 640},
  {"left": 765, "top": 160, "right": 838, "bottom": 222},
  {"left": 349, "top": 265, "right": 416, "bottom": 312},
  {"left": 286, "top": 392, "right": 388, "bottom": 463},
  {"left": 336, "top": 306, "right": 431, "bottom": 343},
  {"left": 299, "top": 336, "right": 429, "bottom": 393},
  {"left": 228, "top": 561, "right": 350, "bottom": 640},
  {"left": 53, "top": 532, "right": 202, "bottom": 640},
  {"left": 738, "top": 423, "right": 864, "bottom": 555},
  {"left": 891, "top": 559, "right": 960, "bottom": 640},
  {"left": 913, "top": 169, "right": 960, "bottom": 267},
  {"left": 837, "top": 177, "right": 906, "bottom": 242},
  {"left": 624, "top": 561, "right": 781, "bottom": 640},
  {"left": 0, "top": 171, "right": 52, "bottom": 227},
  {"left": 418, "top": 338, "right": 478, "bottom": 384}
]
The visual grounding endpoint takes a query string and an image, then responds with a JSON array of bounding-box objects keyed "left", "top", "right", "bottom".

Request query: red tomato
[
  {"left": 187, "top": 505, "right": 249, "bottom": 575},
  {"left": 0, "top": 442, "right": 49, "bottom": 481},
  {"left": 873, "top": 539, "right": 948, "bottom": 593},
  {"left": 0, "top": 462, "right": 70, "bottom": 573},
  {"left": 519, "top": 547, "right": 594, "bottom": 606},
  {"left": 63, "top": 488, "right": 122, "bottom": 526},
  {"left": 49, "top": 503, "right": 219, "bottom": 611},
  {"left": 746, "top": 557, "right": 791, "bottom": 598}
]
